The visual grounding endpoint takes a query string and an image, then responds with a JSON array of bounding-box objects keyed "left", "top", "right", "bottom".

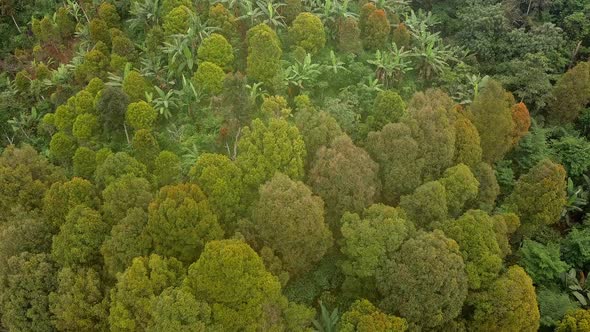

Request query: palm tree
[
  {"left": 312, "top": 301, "right": 339, "bottom": 332},
  {"left": 256, "top": 0, "right": 286, "bottom": 29},
  {"left": 128, "top": 0, "right": 160, "bottom": 35}
]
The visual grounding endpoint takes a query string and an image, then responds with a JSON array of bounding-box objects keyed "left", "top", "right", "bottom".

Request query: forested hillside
[{"left": 1, "top": 0, "right": 590, "bottom": 331}]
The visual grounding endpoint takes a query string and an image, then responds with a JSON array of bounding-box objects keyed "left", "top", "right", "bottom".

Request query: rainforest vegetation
[{"left": 1, "top": 0, "right": 590, "bottom": 331}]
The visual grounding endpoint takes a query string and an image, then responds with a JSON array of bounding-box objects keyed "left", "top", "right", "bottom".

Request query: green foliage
[
  {"left": 0, "top": 253, "right": 57, "bottom": 332},
  {"left": 548, "top": 62, "right": 590, "bottom": 124},
  {"left": 185, "top": 239, "right": 313, "bottom": 331},
  {"left": 0, "top": 145, "right": 65, "bottom": 220},
  {"left": 537, "top": 287, "right": 579, "bottom": 329},
  {"left": 126, "top": 101, "right": 157, "bottom": 131},
  {"left": 469, "top": 79, "right": 514, "bottom": 163},
  {"left": 147, "top": 286, "right": 211, "bottom": 332},
  {"left": 308, "top": 135, "right": 380, "bottom": 225},
  {"left": 96, "top": 87, "right": 130, "bottom": 133},
  {"left": 439, "top": 163, "right": 479, "bottom": 217},
  {"left": 453, "top": 116, "right": 482, "bottom": 168},
  {"left": 249, "top": 173, "right": 333, "bottom": 276},
  {"left": 469, "top": 265, "right": 540, "bottom": 332},
  {"left": 294, "top": 101, "right": 343, "bottom": 166},
  {"left": 49, "top": 267, "right": 109, "bottom": 331},
  {"left": 161, "top": 0, "right": 193, "bottom": 17},
  {"left": 505, "top": 159, "right": 567, "bottom": 235},
  {"left": 154, "top": 151, "right": 181, "bottom": 187},
  {"left": 54, "top": 104, "right": 76, "bottom": 132},
  {"left": 163, "top": 5, "right": 191, "bottom": 35},
  {"left": 109, "top": 254, "right": 185, "bottom": 331},
  {"left": 101, "top": 174, "right": 153, "bottom": 225},
  {"left": 550, "top": 135, "right": 590, "bottom": 178},
  {"left": 556, "top": 308, "right": 590, "bottom": 332},
  {"left": 72, "top": 113, "right": 98, "bottom": 141},
  {"left": 237, "top": 118, "right": 305, "bottom": 201},
  {"left": 376, "top": 230, "right": 468, "bottom": 330},
  {"left": 132, "top": 129, "right": 160, "bottom": 167},
  {"left": 399, "top": 180, "right": 448, "bottom": 229},
  {"left": 89, "top": 18, "right": 111, "bottom": 46},
  {"left": 94, "top": 152, "right": 147, "bottom": 189},
  {"left": 193, "top": 61, "right": 225, "bottom": 95},
  {"left": 289, "top": 12, "right": 326, "bottom": 54},
  {"left": 147, "top": 183, "right": 223, "bottom": 264},
  {"left": 98, "top": 2, "right": 121, "bottom": 28},
  {"left": 122, "top": 71, "right": 150, "bottom": 102},
  {"left": 51, "top": 205, "right": 109, "bottom": 268},
  {"left": 340, "top": 204, "right": 414, "bottom": 299},
  {"left": 43, "top": 177, "right": 99, "bottom": 229},
  {"left": 366, "top": 123, "right": 421, "bottom": 205},
  {"left": 562, "top": 227, "right": 590, "bottom": 270},
  {"left": 440, "top": 210, "right": 502, "bottom": 289},
  {"left": 72, "top": 147, "right": 97, "bottom": 179},
  {"left": 340, "top": 299, "right": 408, "bottom": 332},
  {"left": 190, "top": 153, "right": 244, "bottom": 232},
  {"left": 55, "top": 7, "right": 75, "bottom": 38},
  {"left": 247, "top": 23, "right": 282, "bottom": 85},
  {"left": 369, "top": 90, "right": 407, "bottom": 132},
  {"left": 519, "top": 239, "right": 569, "bottom": 286},
  {"left": 197, "top": 33, "right": 234, "bottom": 69}
]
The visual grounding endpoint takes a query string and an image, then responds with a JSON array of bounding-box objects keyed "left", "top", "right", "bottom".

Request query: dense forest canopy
[{"left": 1, "top": 0, "right": 590, "bottom": 331}]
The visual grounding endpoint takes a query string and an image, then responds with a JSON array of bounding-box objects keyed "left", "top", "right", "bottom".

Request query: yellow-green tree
[
  {"left": 246, "top": 23, "right": 282, "bottom": 85},
  {"left": 340, "top": 299, "right": 408, "bottom": 332}
]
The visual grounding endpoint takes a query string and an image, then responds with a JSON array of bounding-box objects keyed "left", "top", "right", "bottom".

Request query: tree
[
  {"left": 207, "top": 3, "right": 237, "bottom": 41},
  {"left": 163, "top": 5, "right": 191, "bottom": 35},
  {"left": 440, "top": 210, "right": 503, "bottom": 289},
  {"left": 247, "top": 23, "right": 282, "bottom": 85},
  {"left": 101, "top": 208, "right": 152, "bottom": 278},
  {"left": 89, "top": 18, "right": 110, "bottom": 46},
  {"left": 340, "top": 299, "right": 408, "bottom": 332},
  {"left": 392, "top": 23, "right": 411, "bottom": 48},
  {"left": 123, "top": 71, "right": 150, "bottom": 102},
  {"left": 469, "top": 265, "right": 540, "bottom": 332},
  {"left": 0, "top": 145, "right": 64, "bottom": 221},
  {"left": 294, "top": 99, "right": 343, "bottom": 166},
  {"left": 51, "top": 205, "right": 109, "bottom": 268},
  {"left": 469, "top": 162, "right": 500, "bottom": 212},
  {"left": 340, "top": 204, "right": 415, "bottom": 299},
  {"left": 96, "top": 87, "right": 129, "bottom": 133},
  {"left": 556, "top": 309, "right": 590, "bottom": 332},
  {"left": 337, "top": 17, "right": 362, "bottom": 54},
  {"left": 308, "top": 135, "right": 380, "bottom": 225},
  {"left": 368, "top": 90, "right": 407, "bottom": 132},
  {"left": 49, "top": 132, "right": 77, "bottom": 164},
  {"left": 101, "top": 174, "right": 153, "bottom": 225},
  {"left": 154, "top": 151, "right": 181, "bottom": 187},
  {"left": 109, "top": 254, "right": 185, "bottom": 332},
  {"left": 49, "top": 267, "right": 109, "bottom": 331},
  {"left": 236, "top": 118, "right": 305, "bottom": 202},
  {"left": 147, "top": 286, "right": 211, "bottom": 332},
  {"left": 511, "top": 102, "right": 531, "bottom": 146},
  {"left": 504, "top": 159, "right": 566, "bottom": 236},
  {"left": 469, "top": 79, "right": 515, "bottom": 163},
  {"left": 438, "top": 164, "right": 479, "bottom": 218},
  {"left": 185, "top": 239, "right": 314, "bottom": 331},
  {"left": 376, "top": 230, "right": 468, "bottom": 330},
  {"left": 366, "top": 123, "right": 423, "bottom": 205},
  {"left": 537, "top": 287, "right": 579, "bottom": 329},
  {"left": 197, "top": 33, "right": 234, "bottom": 69},
  {"left": 407, "top": 96, "right": 456, "bottom": 180},
  {"left": 72, "top": 113, "right": 99, "bottom": 141},
  {"left": 360, "top": 3, "right": 390, "bottom": 50},
  {"left": 132, "top": 129, "right": 160, "bottom": 168},
  {"left": 193, "top": 61, "right": 225, "bottom": 95},
  {"left": 161, "top": 0, "right": 193, "bottom": 17},
  {"left": 98, "top": 2, "right": 120, "bottom": 28},
  {"left": 190, "top": 153, "right": 245, "bottom": 232},
  {"left": 43, "top": 177, "right": 99, "bottom": 229},
  {"left": 126, "top": 101, "right": 157, "bottom": 130},
  {"left": 0, "top": 253, "right": 56, "bottom": 332},
  {"left": 518, "top": 240, "right": 569, "bottom": 286},
  {"left": 73, "top": 147, "right": 97, "bottom": 179},
  {"left": 289, "top": 12, "right": 326, "bottom": 54},
  {"left": 249, "top": 173, "right": 333, "bottom": 276},
  {"left": 547, "top": 62, "right": 590, "bottom": 124},
  {"left": 147, "top": 183, "right": 223, "bottom": 264},
  {"left": 453, "top": 116, "right": 482, "bottom": 168},
  {"left": 399, "top": 181, "right": 448, "bottom": 229},
  {"left": 94, "top": 152, "right": 147, "bottom": 189}
]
